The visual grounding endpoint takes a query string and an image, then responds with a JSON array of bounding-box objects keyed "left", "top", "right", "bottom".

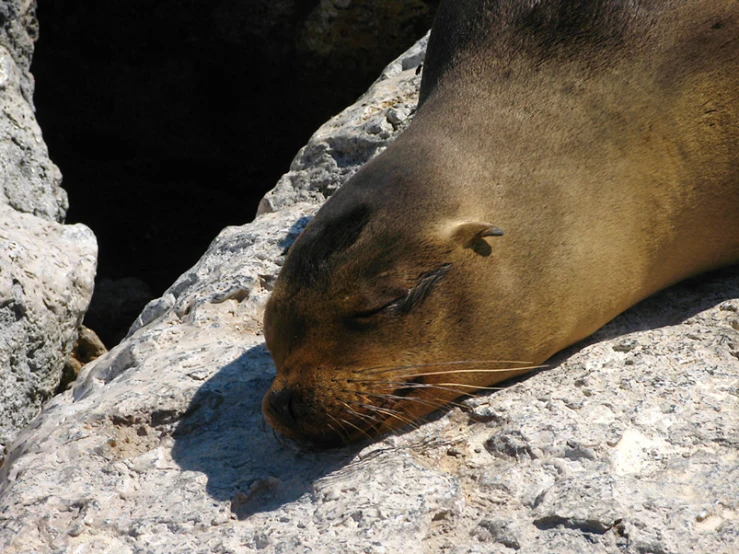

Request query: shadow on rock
[
  {"left": 171, "top": 343, "right": 360, "bottom": 519},
  {"left": 276, "top": 215, "right": 312, "bottom": 257}
]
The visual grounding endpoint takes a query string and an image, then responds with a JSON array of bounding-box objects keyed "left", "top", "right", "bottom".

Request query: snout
[
  {"left": 262, "top": 387, "right": 298, "bottom": 428},
  {"left": 261, "top": 384, "right": 321, "bottom": 443},
  {"left": 261, "top": 383, "right": 351, "bottom": 448}
]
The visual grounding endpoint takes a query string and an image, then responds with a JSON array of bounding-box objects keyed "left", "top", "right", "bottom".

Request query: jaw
[
  {"left": 262, "top": 356, "right": 504, "bottom": 448},
  {"left": 261, "top": 397, "right": 377, "bottom": 449}
]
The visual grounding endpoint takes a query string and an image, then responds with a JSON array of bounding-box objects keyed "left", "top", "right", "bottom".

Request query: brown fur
[{"left": 263, "top": 0, "right": 739, "bottom": 446}]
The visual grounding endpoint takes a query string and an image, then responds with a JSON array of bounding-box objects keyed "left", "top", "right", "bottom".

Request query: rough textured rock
[
  {"left": 0, "top": 1, "right": 97, "bottom": 462},
  {"left": 0, "top": 2, "right": 65, "bottom": 222},
  {"left": 1, "top": 35, "right": 738, "bottom": 554},
  {"left": 0, "top": 205, "right": 97, "bottom": 462},
  {"left": 0, "top": 0, "right": 39, "bottom": 105}
]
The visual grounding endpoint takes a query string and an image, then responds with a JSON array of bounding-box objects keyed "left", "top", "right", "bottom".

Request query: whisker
[
  {"left": 332, "top": 384, "right": 477, "bottom": 413},
  {"left": 346, "top": 393, "right": 473, "bottom": 424},
  {"left": 391, "top": 365, "right": 545, "bottom": 379},
  {"left": 271, "top": 428, "right": 300, "bottom": 452},
  {"left": 347, "top": 364, "right": 545, "bottom": 382},
  {"left": 339, "top": 416, "right": 374, "bottom": 442},
  {"left": 346, "top": 379, "right": 506, "bottom": 393},
  {"left": 325, "top": 413, "right": 353, "bottom": 446},
  {"left": 355, "top": 388, "right": 466, "bottom": 410},
  {"left": 371, "top": 392, "right": 449, "bottom": 410},
  {"left": 343, "top": 399, "right": 404, "bottom": 416},
  {"left": 343, "top": 393, "right": 424, "bottom": 434},
  {"left": 434, "top": 383, "right": 506, "bottom": 390},
  {"left": 339, "top": 388, "right": 435, "bottom": 406},
  {"left": 352, "top": 359, "right": 537, "bottom": 376},
  {"left": 337, "top": 401, "right": 380, "bottom": 441},
  {"left": 346, "top": 401, "right": 420, "bottom": 430},
  {"left": 314, "top": 361, "right": 540, "bottom": 443},
  {"left": 340, "top": 400, "right": 381, "bottom": 422},
  {"left": 324, "top": 421, "right": 341, "bottom": 441}
]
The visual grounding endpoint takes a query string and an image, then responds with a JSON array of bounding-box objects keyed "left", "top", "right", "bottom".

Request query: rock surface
[
  {"left": 0, "top": 206, "right": 96, "bottom": 461},
  {"left": 0, "top": 1, "right": 97, "bottom": 462},
  {"left": 0, "top": 3, "right": 65, "bottom": 222},
  {"left": 1, "top": 34, "right": 738, "bottom": 554}
]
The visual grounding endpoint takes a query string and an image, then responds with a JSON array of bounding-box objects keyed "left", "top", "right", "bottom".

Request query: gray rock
[
  {"left": 1, "top": 33, "right": 738, "bottom": 554},
  {"left": 0, "top": 42, "right": 66, "bottom": 222},
  {"left": 0, "top": 0, "right": 66, "bottom": 222},
  {"left": 0, "top": 0, "right": 97, "bottom": 463},
  {"left": 0, "top": 205, "right": 97, "bottom": 462},
  {"left": 0, "top": 0, "right": 38, "bottom": 103}
]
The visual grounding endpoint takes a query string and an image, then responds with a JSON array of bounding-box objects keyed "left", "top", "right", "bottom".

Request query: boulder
[
  {"left": 0, "top": 2, "right": 97, "bottom": 462},
  {"left": 0, "top": 206, "right": 96, "bottom": 462},
  {"left": 0, "top": 33, "right": 737, "bottom": 554},
  {"left": 0, "top": 4, "right": 66, "bottom": 222}
]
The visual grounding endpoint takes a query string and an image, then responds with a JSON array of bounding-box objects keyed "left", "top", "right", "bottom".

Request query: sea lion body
[{"left": 263, "top": 0, "right": 739, "bottom": 445}]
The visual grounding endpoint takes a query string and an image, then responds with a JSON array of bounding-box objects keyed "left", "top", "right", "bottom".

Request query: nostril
[{"left": 267, "top": 388, "right": 298, "bottom": 425}]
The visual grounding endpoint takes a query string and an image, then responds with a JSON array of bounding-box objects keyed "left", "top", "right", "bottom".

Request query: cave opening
[{"left": 31, "top": 0, "right": 438, "bottom": 346}]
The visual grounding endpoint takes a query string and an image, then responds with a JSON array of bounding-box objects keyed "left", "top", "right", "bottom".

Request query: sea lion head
[
  {"left": 261, "top": 156, "right": 521, "bottom": 447},
  {"left": 260, "top": 0, "right": 739, "bottom": 446}
]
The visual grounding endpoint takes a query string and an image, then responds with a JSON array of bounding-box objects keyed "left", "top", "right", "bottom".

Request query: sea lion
[{"left": 262, "top": 0, "right": 739, "bottom": 446}]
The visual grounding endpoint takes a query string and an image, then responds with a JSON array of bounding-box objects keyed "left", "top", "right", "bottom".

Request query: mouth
[
  {"left": 262, "top": 359, "right": 542, "bottom": 447},
  {"left": 261, "top": 383, "right": 407, "bottom": 448},
  {"left": 261, "top": 386, "right": 359, "bottom": 448}
]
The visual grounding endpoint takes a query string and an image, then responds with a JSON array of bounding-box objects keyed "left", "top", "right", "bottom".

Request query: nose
[{"left": 265, "top": 388, "right": 297, "bottom": 426}]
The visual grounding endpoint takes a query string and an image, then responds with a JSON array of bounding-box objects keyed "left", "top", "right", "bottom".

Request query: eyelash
[{"left": 353, "top": 291, "right": 410, "bottom": 319}]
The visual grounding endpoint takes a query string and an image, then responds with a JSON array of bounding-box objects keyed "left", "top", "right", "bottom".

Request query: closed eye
[
  {"left": 351, "top": 263, "right": 452, "bottom": 319},
  {"left": 352, "top": 291, "right": 410, "bottom": 319}
]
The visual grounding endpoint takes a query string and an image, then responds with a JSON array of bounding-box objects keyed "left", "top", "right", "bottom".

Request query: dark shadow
[
  {"left": 171, "top": 343, "right": 362, "bottom": 519},
  {"left": 31, "top": 1, "right": 440, "bottom": 347},
  {"left": 279, "top": 216, "right": 313, "bottom": 255}
]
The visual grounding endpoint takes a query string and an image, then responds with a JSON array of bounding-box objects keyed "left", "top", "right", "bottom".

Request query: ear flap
[
  {"left": 452, "top": 222, "right": 504, "bottom": 247},
  {"left": 451, "top": 222, "right": 504, "bottom": 256}
]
